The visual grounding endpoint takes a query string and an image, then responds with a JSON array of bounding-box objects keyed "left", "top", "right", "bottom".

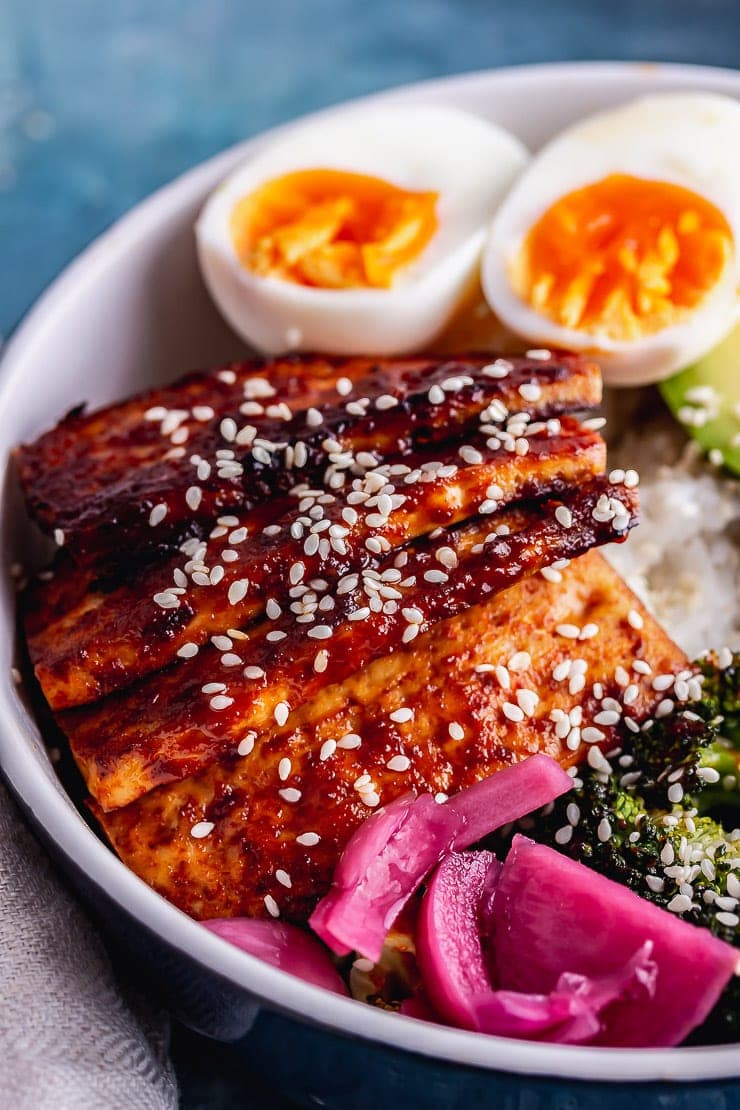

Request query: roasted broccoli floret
[
  {"left": 533, "top": 651, "right": 740, "bottom": 1043},
  {"left": 698, "top": 650, "right": 740, "bottom": 746}
]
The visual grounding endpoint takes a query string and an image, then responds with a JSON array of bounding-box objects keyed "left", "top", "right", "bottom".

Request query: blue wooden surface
[{"left": 3, "top": 2, "right": 740, "bottom": 1105}]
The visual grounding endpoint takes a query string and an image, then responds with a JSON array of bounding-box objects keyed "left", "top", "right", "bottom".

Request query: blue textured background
[
  {"left": 2, "top": 0, "right": 740, "bottom": 342},
  {"left": 3, "top": 2, "right": 740, "bottom": 1106}
]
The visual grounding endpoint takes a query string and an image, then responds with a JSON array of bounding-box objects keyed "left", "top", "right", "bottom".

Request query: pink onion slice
[
  {"left": 310, "top": 754, "right": 571, "bottom": 962},
  {"left": 472, "top": 942, "right": 657, "bottom": 1043},
  {"left": 416, "top": 850, "right": 501, "bottom": 1030},
  {"left": 491, "top": 835, "right": 740, "bottom": 1046},
  {"left": 417, "top": 847, "right": 656, "bottom": 1043},
  {"left": 310, "top": 792, "right": 462, "bottom": 962},
  {"left": 202, "top": 917, "right": 348, "bottom": 995}
]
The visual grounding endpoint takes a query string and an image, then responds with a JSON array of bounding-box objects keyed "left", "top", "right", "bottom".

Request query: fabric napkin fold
[{"left": 0, "top": 778, "right": 177, "bottom": 1110}]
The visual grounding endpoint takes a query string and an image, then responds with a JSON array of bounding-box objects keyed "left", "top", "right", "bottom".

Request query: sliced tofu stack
[{"left": 15, "top": 350, "right": 685, "bottom": 923}]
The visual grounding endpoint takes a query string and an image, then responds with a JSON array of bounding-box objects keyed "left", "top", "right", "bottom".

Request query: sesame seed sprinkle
[{"left": 264, "top": 894, "right": 280, "bottom": 918}]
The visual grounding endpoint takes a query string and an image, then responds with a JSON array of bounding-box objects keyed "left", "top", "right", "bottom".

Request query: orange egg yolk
[
  {"left": 230, "top": 169, "right": 439, "bottom": 290},
  {"left": 511, "top": 174, "right": 734, "bottom": 340}
]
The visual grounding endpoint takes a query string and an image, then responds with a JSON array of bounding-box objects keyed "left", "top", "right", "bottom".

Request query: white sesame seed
[
  {"left": 627, "top": 609, "right": 644, "bottom": 631},
  {"left": 237, "top": 734, "right": 255, "bottom": 757},
  {"left": 209, "top": 695, "right": 234, "bottom": 711},
  {"left": 244, "top": 666, "right": 265, "bottom": 680},
  {"left": 274, "top": 701, "right": 290, "bottom": 727},
  {"left": 308, "top": 625, "right": 333, "bottom": 640},
  {"left": 526, "top": 348, "right": 551, "bottom": 360},
  {"left": 278, "top": 757, "right": 292, "bottom": 781},
  {"left": 264, "top": 894, "right": 280, "bottom": 918},
  {"left": 337, "top": 732, "right": 361, "bottom": 749},
  {"left": 494, "top": 664, "right": 511, "bottom": 689},
  {"left": 428, "top": 384, "right": 445, "bottom": 404},
  {"left": 203, "top": 681, "right": 227, "bottom": 694},
  {"left": 390, "top": 707, "right": 414, "bottom": 724},
  {"left": 448, "top": 722, "right": 465, "bottom": 741},
  {"left": 361, "top": 790, "right": 381, "bottom": 808},
  {"left": 313, "top": 649, "right": 329, "bottom": 674},
  {"left": 436, "top": 546, "right": 458, "bottom": 570},
  {"left": 508, "top": 651, "right": 531, "bottom": 673},
  {"left": 582, "top": 726, "right": 605, "bottom": 744},
  {"left": 652, "top": 673, "right": 675, "bottom": 692},
  {"left": 716, "top": 910, "right": 740, "bottom": 928},
  {"left": 149, "top": 504, "right": 168, "bottom": 527},
  {"left": 376, "top": 394, "right": 398, "bottom": 411},
  {"left": 555, "top": 825, "right": 573, "bottom": 845},
  {"left": 387, "top": 755, "right": 411, "bottom": 772},
  {"left": 579, "top": 623, "right": 599, "bottom": 640},
  {"left": 220, "top": 652, "right": 242, "bottom": 667},
  {"left": 190, "top": 821, "right": 215, "bottom": 839},
  {"left": 660, "top": 842, "right": 675, "bottom": 866},
  {"left": 220, "top": 417, "right": 237, "bottom": 442},
  {"left": 275, "top": 869, "right": 292, "bottom": 889},
  {"left": 318, "top": 738, "right": 336, "bottom": 761},
  {"left": 186, "top": 486, "right": 203, "bottom": 511},
  {"left": 502, "top": 702, "right": 525, "bottom": 723},
  {"left": 556, "top": 624, "right": 580, "bottom": 639},
  {"left": 667, "top": 894, "right": 692, "bottom": 914},
  {"left": 566, "top": 803, "right": 581, "bottom": 826},
  {"left": 594, "top": 710, "right": 620, "bottom": 727},
  {"left": 516, "top": 689, "right": 539, "bottom": 717},
  {"left": 279, "top": 788, "right": 301, "bottom": 803},
  {"left": 177, "top": 642, "right": 199, "bottom": 659},
  {"left": 622, "top": 684, "right": 639, "bottom": 706},
  {"left": 646, "top": 875, "right": 665, "bottom": 893},
  {"left": 459, "top": 445, "right": 484, "bottom": 466},
  {"left": 296, "top": 832, "right": 320, "bottom": 847},
  {"left": 478, "top": 360, "right": 510, "bottom": 381},
  {"left": 667, "top": 783, "right": 684, "bottom": 804},
  {"left": 655, "top": 698, "right": 675, "bottom": 719},
  {"left": 519, "top": 382, "right": 542, "bottom": 402},
  {"left": 597, "top": 818, "right": 612, "bottom": 842}
]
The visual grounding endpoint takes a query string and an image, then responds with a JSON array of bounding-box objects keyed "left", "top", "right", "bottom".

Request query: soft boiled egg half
[
  {"left": 196, "top": 105, "right": 528, "bottom": 355},
  {"left": 482, "top": 93, "right": 740, "bottom": 385}
]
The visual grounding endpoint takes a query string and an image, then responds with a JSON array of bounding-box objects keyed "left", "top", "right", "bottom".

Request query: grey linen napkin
[{"left": 0, "top": 779, "right": 178, "bottom": 1109}]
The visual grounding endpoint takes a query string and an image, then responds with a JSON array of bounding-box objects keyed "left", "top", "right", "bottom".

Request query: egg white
[
  {"left": 482, "top": 93, "right": 740, "bottom": 385},
  {"left": 196, "top": 105, "right": 528, "bottom": 355}
]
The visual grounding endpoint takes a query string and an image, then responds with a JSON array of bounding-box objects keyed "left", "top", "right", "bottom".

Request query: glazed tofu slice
[
  {"left": 95, "top": 551, "right": 687, "bottom": 923},
  {"left": 26, "top": 416, "right": 605, "bottom": 709},
  {"left": 16, "top": 351, "right": 600, "bottom": 566}
]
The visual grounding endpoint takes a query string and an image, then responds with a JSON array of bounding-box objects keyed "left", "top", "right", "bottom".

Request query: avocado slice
[{"left": 660, "top": 322, "right": 740, "bottom": 476}]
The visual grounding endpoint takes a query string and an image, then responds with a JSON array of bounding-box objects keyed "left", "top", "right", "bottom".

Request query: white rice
[{"left": 604, "top": 397, "right": 740, "bottom": 659}]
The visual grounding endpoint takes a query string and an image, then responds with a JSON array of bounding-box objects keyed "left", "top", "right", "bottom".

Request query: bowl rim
[{"left": 2, "top": 60, "right": 740, "bottom": 1084}]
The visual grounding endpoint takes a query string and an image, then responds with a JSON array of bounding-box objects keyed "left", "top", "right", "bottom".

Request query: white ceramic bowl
[{"left": 2, "top": 62, "right": 739, "bottom": 1085}]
